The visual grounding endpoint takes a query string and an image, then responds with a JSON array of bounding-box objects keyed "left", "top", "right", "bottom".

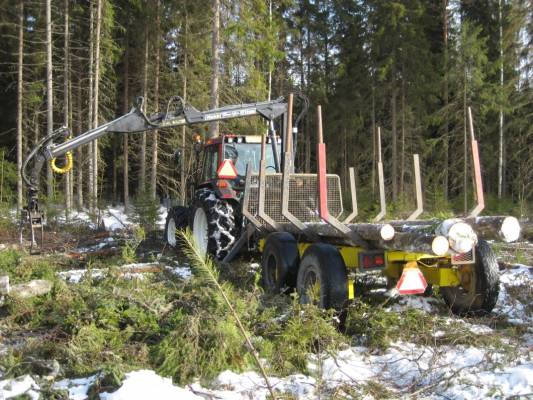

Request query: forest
[
  {"left": 0, "top": 0, "right": 532, "bottom": 216},
  {"left": 0, "top": 1, "right": 533, "bottom": 398}
]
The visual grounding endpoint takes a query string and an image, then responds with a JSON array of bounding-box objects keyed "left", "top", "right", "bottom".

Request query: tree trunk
[
  {"left": 123, "top": 39, "right": 130, "bottom": 212},
  {"left": 180, "top": 10, "right": 188, "bottom": 205},
  {"left": 16, "top": 0, "right": 23, "bottom": 213},
  {"left": 463, "top": 66, "right": 468, "bottom": 214},
  {"left": 150, "top": 0, "right": 160, "bottom": 200},
  {"left": 498, "top": 0, "right": 504, "bottom": 199},
  {"left": 391, "top": 75, "right": 398, "bottom": 202},
  {"left": 64, "top": 0, "right": 71, "bottom": 218},
  {"left": 88, "top": 1, "right": 94, "bottom": 212},
  {"left": 208, "top": 0, "right": 220, "bottom": 138},
  {"left": 371, "top": 83, "right": 376, "bottom": 199},
  {"left": 139, "top": 24, "right": 149, "bottom": 194},
  {"left": 400, "top": 74, "right": 406, "bottom": 196},
  {"left": 443, "top": 0, "right": 449, "bottom": 201},
  {"left": 76, "top": 70, "right": 83, "bottom": 210},
  {"left": 92, "top": 0, "right": 102, "bottom": 208},
  {"left": 46, "top": 0, "right": 53, "bottom": 198}
]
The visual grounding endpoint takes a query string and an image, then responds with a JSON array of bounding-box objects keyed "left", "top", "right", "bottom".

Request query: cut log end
[
  {"left": 432, "top": 236, "right": 450, "bottom": 256},
  {"left": 380, "top": 224, "right": 395, "bottom": 241},
  {"left": 500, "top": 216, "right": 521, "bottom": 243}
]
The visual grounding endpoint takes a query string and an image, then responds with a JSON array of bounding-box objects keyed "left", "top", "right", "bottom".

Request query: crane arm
[{"left": 21, "top": 96, "right": 288, "bottom": 212}]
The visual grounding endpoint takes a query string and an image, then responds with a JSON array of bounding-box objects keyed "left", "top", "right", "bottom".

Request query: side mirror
[{"left": 173, "top": 149, "right": 182, "bottom": 170}]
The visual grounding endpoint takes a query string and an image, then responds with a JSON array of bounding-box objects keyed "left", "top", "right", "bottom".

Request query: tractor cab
[{"left": 197, "top": 134, "right": 281, "bottom": 198}]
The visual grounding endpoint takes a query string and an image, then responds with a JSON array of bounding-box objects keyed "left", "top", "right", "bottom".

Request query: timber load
[{"left": 240, "top": 99, "right": 520, "bottom": 260}]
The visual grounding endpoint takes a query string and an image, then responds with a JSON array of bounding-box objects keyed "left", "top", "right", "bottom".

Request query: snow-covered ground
[
  {"left": 54, "top": 204, "right": 168, "bottom": 231},
  {"left": 1, "top": 262, "right": 531, "bottom": 399}
]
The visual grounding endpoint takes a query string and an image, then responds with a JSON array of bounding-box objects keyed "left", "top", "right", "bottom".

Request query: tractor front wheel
[
  {"left": 164, "top": 206, "right": 190, "bottom": 248},
  {"left": 441, "top": 239, "right": 500, "bottom": 316},
  {"left": 191, "top": 188, "right": 238, "bottom": 260},
  {"left": 296, "top": 243, "right": 348, "bottom": 311}
]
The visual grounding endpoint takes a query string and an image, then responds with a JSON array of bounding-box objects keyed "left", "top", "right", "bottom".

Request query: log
[
  {"left": 371, "top": 232, "right": 449, "bottom": 256},
  {"left": 275, "top": 222, "right": 448, "bottom": 255},
  {"left": 390, "top": 216, "right": 520, "bottom": 243},
  {"left": 277, "top": 222, "right": 395, "bottom": 242},
  {"left": 0, "top": 275, "right": 9, "bottom": 295},
  {"left": 9, "top": 279, "right": 52, "bottom": 298}
]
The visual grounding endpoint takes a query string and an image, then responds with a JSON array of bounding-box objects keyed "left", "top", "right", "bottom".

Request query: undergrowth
[{"left": 0, "top": 241, "right": 522, "bottom": 397}]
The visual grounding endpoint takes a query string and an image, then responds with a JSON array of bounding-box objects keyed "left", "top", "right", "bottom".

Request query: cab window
[{"left": 202, "top": 145, "right": 219, "bottom": 181}]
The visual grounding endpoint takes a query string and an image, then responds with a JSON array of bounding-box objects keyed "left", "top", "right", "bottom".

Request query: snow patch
[
  {"left": 494, "top": 264, "right": 532, "bottom": 325},
  {"left": 52, "top": 375, "right": 98, "bottom": 400},
  {"left": 0, "top": 375, "right": 40, "bottom": 399},
  {"left": 99, "top": 370, "right": 201, "bottom": 400}
]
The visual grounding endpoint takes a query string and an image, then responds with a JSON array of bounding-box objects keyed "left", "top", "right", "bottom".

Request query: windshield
[{"left": 224, "top": 143, "right": 279, "bottom": 176}]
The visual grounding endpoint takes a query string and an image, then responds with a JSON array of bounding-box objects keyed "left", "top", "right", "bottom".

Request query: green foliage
[
  {"left": 267, "top": 301, "right": 346, "bottom": 375},
  {"left": 130, "top": 193, "right": 160, "bottom": 233},
  {"left": 121, "top": 226, "right": 145, "bottom": 264},
  {"left": 0, "top": 149, "right": 18, "bottom": 205}
]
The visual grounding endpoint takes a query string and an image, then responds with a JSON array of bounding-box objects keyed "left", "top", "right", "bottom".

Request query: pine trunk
[
  {"left": 443, "top": 0, "right": 449, "bottom": 201},
  {"left": 16, "top": 0, "right": 23, "bottom": 212},
  {"left": 88, "top": 2, "right": 95, "bottom": 212},
  {"left": 139, "top": 25, "right": 149, "bottom": 194},
  {"left": 92, "top": 0, "right": 102, "bottom": 208},
  {"left": 123, "top": 40, "right": 130, "bottom": 211},
  {"left": 64, "top": 0, "right": 71, "bottom": 218},
  {"left": 498, "top": 0, "right": 504, "bottom": 199},
  {"left": 76, "top": 72, "right": 83, "bottom": 210},
  {"left": 391, "top": 76, "right": 398, "bottom": 202},
  {"left": 46, "top": 0, "right": 53, "bottom": 198},
  {"left": 150, "top": 0, "right": 160, "bottom": 200},
  {"left": 209, "top": 0, "right": 220, "bottom": 138},
  {"left": 180, "top": 11, "right": 188, "bottom": 205}
]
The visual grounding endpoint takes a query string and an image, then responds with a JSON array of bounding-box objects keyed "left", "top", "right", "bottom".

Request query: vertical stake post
[
  {"left": 373, "top": 127, "right": 386, "bottom": 222},
  {"left": 407, "top": 154, "right": 423, "bottom": 220},
  {"left": 467, "top": 107, "right": 485, "bottom": 217}
]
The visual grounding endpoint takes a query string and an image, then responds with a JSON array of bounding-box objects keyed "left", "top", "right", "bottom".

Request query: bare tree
[
  {"left": 208, "top": 0, "right": 220, "bottom": 138},
  {"left": 16, "top": 0, "right": 23, "bottom": 212}
]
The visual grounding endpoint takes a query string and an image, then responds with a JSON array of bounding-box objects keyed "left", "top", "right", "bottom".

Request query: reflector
[
  {"left": 396, "top": 265, "right": 427, "bottom": 295},
  {"left": 217, "top": 159, "right": 238, "bottom": 179}
]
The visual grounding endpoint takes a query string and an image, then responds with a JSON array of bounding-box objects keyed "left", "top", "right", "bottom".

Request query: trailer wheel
[
  {"left": 261, "top": 233, "right": 299, "bottom": 294},
  {"left": 297, "top": 243, "right": 348, "bottom": 311},
  {"left": 191, "top": 188, "right": 238, "bottom": 260},
  {"left": 164, "top": 206, "right": 190, "bottom": 247},
  {"left": 441, "top": 240, "right": 500, "bottom": 316}
]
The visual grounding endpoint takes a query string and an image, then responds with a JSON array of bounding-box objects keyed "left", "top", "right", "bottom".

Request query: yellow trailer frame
[{"left": 259, "top": 239, "right": 462, "bottom": 300}]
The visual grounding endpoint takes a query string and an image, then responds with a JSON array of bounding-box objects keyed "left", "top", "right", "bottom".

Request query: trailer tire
[
  {"left": 441, "top": 239, "right": 500, "bottom": 316},
  {"left": 261, "top": 233, "right": 299, "bottom": 294},
  {"left": 164, "top": 206, "right": 190, "bottom": 248},
  {"left": 191, "top": 188, "right": 238, "bottom": 260},
  {"left": 297, "top": 243, "right": 348, "bottom": 311}
]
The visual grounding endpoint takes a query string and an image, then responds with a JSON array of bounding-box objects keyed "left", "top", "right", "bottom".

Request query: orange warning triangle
[
  {"left": 217, "top": 159, "right": 238, "bottom": 179},
  {"left": 396, "top": 267, "right": 427, "bottom": 295}
]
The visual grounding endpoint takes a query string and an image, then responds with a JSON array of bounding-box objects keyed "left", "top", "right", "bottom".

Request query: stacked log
[{"left": 390, "top": 216, "right": 521, "bottom": 244}]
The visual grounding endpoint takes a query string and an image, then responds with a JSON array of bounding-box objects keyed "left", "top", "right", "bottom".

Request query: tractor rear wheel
[
  {"left": 297, "top": 243, "right": 348, "bottom": 311},
  {"left": 261, "top": 232, "right": 300, "bottom": 294},
  {"left": 191, "top": 188, "right": 239, "bottom": 260},
  {"left": 441, "top": 239, "right": 500, "bottom": 316},
  {"left": 164, "top": 206, "right": 190, "bottom": 248}
]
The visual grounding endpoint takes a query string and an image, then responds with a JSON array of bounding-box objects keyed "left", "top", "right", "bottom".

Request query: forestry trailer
[{"left": 22, "top": 94, "right": 521, "bottom": 316}]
